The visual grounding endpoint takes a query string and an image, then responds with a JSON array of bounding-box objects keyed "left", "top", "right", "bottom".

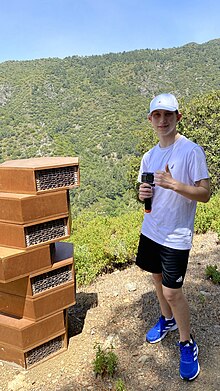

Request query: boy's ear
[
  {"left": 148, "top": 114, "right": 152, "bottom": 122},
  {"left": 177, "top": 112, "right": 182, "bottom": 121}
]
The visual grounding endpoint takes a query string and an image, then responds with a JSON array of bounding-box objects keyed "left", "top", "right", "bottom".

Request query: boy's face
[{"left": 148, "top": 109, "right": 182, "bottom": 139}]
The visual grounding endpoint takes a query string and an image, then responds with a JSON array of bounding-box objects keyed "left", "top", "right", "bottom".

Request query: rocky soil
[{"left": 0, "top": 232, "right": 219, "bottom": 391}]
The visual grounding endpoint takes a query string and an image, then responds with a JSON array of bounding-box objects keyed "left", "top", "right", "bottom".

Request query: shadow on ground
[{"left": 67, "top": 291, "right": 98, "bottom": 337}]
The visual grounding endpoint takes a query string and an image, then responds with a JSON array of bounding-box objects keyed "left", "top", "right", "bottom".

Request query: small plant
[
  {"left": 92, "top": 343, "right": 118, "bottom": 378},
  {"left": 115, "top": 378, "right": 127, "bottom": 391},
  {"left": 205, "top": 265, "right": 220, "bottom": 284},
  {"left": 198, "top": 292, "right": 206, "bottom": 304}
]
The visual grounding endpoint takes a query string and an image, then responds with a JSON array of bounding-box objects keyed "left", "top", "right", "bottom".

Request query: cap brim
[{"left": 149, "top": 105, "right": 177, "bottom": 114}]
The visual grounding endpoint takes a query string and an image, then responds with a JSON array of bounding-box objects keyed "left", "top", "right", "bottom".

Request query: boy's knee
[
  {"left": 152, "top": 273, "right": 162, "bottom": 285},
  {"left": 162, "top": 286, "right": 182, "bottom": 303}
]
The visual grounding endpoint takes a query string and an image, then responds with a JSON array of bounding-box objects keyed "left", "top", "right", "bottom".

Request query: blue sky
[{"left": 0, "top": 0, "right": 219, "bottom": 63}]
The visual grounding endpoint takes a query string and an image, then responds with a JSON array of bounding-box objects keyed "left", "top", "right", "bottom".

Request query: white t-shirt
[{"left": 138, "top": 135, "right": 209, "bottom": 250}]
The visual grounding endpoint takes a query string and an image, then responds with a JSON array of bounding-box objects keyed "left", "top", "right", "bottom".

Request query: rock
[
  {"left": 126, "top": 283, "right": 137, "bottom": 292},
  {"left": 103, "top": 334, "right": 121, "bottom": 349},
  {"left": 213, "top": 325, "right": 220, "bottom": 330},
  {"left": 200, "top": 290, "right": 211, "bottom": 296},
  {"left": 138, "top": 355, "right": 149, "bottom": 365}
]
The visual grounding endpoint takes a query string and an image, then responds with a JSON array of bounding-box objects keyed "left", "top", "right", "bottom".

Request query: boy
[{"left": 136, "top": 93, "right": 210, "bottom": 380}]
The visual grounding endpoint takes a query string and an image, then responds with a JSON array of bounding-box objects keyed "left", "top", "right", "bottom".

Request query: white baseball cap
[{"left": 149, "top": 93, "right": 179, "bottom": 114}]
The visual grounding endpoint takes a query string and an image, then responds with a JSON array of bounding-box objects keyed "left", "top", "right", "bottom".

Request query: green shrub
[
  {"left": 71, "top": 209, "right": 143, "bottom": 285},
  {"left": 115, "top": 378, "right": 127, "bottom": 391},
  {"left": 194, "top": 192, "right": 220, "bottom": 237},
  {"left": 92, "top": 344, "right": 118, "bottom": 378},
  {"left": 205, "top": 265, "right": 220, "bottom": 284}
]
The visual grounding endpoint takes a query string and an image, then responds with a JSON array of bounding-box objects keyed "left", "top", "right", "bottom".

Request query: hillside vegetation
[{"left": 0, "top": 39, "right": 219, "bottom": 284}]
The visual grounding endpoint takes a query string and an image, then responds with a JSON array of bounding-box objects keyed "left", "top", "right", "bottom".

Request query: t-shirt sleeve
[{"left": 188, "top": 146, "right": 210, "bottom": 183}]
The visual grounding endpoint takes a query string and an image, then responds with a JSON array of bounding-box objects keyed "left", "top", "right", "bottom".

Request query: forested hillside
[{"left": 0, "top": 39, "right": 219, "bottom": 215}]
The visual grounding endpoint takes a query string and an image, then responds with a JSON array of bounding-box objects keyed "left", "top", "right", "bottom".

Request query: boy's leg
[
  {"left": 143, "top": 242, "right": 199, "bottom": 380},
  {"left": 152, "top": 273, "right": 173, "bottom": 319},
  {"left": 162, "top": 286, "right": 190, "bottom": 342},
  {"left": 162, "top": 285, "right": 200, "bottom": 381},
  {"left": 158, "top": 244, "right": 191, "bottom": 341},
  {"left": 150, "top": 275, "right": 191, "bottom": 341},
  {"left": 146, "top": 273, "right": 178, "bottom": 343}
]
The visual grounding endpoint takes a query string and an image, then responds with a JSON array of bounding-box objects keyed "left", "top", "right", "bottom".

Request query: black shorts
[{"left": 136, "top": 234, "right": 190, "bottom": 289}]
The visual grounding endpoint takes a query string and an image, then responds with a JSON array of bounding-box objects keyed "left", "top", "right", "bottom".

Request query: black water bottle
[{"left": 141, "top": 172, "right": 154, "bottom": 213}]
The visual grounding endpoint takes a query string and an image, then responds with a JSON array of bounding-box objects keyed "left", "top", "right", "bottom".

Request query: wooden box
[
  {"left": 0, "top": 255, "right": 74, "bottom": 297},
  {"left": 0, "top": 241, "right": 73, "bottom": 283},
  {"left": 0, "top": 157, "right": 80, "bottom": 194},
  {"left": 0, "top": 331, "right": 67, "bottom": 369},
  {"left": 0, "top": 311, "right": 66, "bottom": 350},
  {"left": 0, "top": 245, "right": 52, "bottom": 283},
  {"left": 0, "top": 214, "right": 70, "bottom": 249},
  {"left": 0, "top": 281, "right": 75, "bottom": 321},
  {"left": 0, "top": 190, "right": 69, "bottom": 224}
]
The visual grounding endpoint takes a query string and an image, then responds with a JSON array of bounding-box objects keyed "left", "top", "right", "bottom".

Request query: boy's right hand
[{"left": 139, "top": 183, "right": 153, "bottom": 202}]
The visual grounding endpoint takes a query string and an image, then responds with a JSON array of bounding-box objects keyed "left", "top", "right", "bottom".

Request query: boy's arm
[
  {"left": 171, "top": 178, "right": 210, "bottom": 203},
  {"left": 154, "top": 164, "right": 211, "bottom": 203}
]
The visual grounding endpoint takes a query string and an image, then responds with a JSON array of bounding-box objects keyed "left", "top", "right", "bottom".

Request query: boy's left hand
[{"left": 154, "top": 164, "right": 175, "bottom": 189}]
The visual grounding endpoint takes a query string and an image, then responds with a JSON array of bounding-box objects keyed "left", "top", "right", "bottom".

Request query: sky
[{"left": 0, "top": 0, "right": 220, "bottom": 63}]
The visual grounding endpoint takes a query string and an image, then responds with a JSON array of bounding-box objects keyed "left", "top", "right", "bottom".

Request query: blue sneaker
[
  {"left": 178, "top": 336, "right": 200, "bottom": 381},
  {"left": 146, "top": 315, "right": 178, "bottom": 343}
]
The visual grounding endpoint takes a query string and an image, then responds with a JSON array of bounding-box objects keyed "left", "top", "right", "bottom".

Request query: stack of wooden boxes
[{"left": 0, "top": 157, "right": 80, "bottom": 368}]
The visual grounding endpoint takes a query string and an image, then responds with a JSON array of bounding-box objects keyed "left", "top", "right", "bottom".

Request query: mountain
[{"left": 0, "top": 39, "right": 219, "bottom": 213}]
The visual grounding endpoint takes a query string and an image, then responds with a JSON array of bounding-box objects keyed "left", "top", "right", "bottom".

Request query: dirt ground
[{"left": 0, "top": 232, "right": 219, "bottom": 391}]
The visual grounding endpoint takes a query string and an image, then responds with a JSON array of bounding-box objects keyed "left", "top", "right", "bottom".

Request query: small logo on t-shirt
[{"left": 176, "top": 276, "right": 183, "bottom": 283}]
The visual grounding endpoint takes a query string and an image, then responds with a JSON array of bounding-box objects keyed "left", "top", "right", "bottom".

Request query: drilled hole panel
[
  {"left": 25, "top": 218, "right": 68, "bottom": 247},
  {"left": 35, "top": 166, "right": 79, "bottom": 191},
  {"left": 25, "top": 335, "right": 64, "bottom": 367},
  {"left": 31, "top": 265, "right": 73, "bottom": 295}
]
